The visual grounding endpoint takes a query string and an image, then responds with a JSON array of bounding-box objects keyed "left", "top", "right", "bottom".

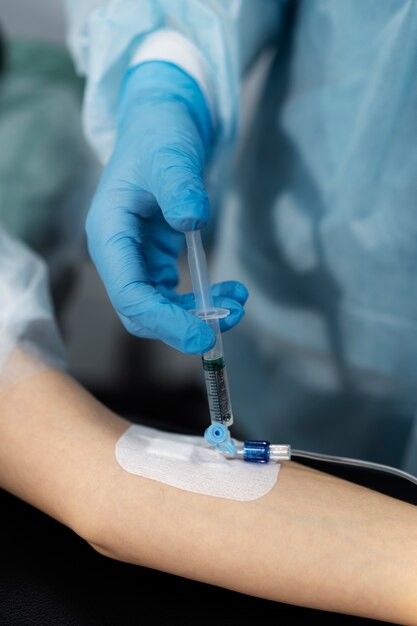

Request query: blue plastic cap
[
  {"left": 204, "top": 423, "right": 229, "bottom": 445},
  {"left": 243, "top": 440, "right": 270, "bottom": 463},
  {"left": 204, "top": 424, "right": 237, "bottom": 457}
]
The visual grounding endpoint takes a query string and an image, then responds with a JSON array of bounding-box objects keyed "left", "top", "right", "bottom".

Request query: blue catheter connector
[
  {"left": 204, "top": 427, "right": 291, "bottom": 463},
  {"left": 243, "top": 440, "right": 271, "bottom": 463}
]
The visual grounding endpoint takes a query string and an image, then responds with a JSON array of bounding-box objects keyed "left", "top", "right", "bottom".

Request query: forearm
[{"left": 0, "top": 370, "right": 416, "bottom": 623}]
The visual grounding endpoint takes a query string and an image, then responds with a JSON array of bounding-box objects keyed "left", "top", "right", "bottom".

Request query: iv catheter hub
[{"left": 204, "top": 429, "right": 292, "bottom": 464}]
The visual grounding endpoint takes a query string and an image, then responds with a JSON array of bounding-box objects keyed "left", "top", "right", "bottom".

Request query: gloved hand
[{"left": 86, "top": 61, "right": 248, "bottom": 354}]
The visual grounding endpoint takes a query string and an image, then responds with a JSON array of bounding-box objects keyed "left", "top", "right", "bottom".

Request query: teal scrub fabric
[
  {"left": 0, "top": 38, "right": 99, "bottom": 303},
  {"left": 215, "top": 1, "right": 417, "bottom": 473}
]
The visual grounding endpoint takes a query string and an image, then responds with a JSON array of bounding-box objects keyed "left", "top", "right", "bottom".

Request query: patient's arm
[{"left": 0, "top": 370, "right": 416, "bottom": 624}]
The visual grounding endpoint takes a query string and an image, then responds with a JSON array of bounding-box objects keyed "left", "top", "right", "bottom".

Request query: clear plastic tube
[
  {"left": 292, "top": 449, "right": 417, "bottom": 486},
  {"left": 223, "top": 441, "right": 417, "bottom": 486}
]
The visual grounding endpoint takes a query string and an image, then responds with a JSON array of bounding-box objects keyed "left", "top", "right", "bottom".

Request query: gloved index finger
[
  {"left": 152, "top": 143, "right": 210, "bottom": 232},
  {"left": 116, "top": 61, "right": 214, "bottom": 233}
]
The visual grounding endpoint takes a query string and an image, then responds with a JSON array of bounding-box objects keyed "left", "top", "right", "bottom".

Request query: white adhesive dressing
[{"left": 116, "top": 424, "right": 280, "bottom": 501}]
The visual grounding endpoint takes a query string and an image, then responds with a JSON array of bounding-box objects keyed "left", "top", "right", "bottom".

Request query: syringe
[{"left": 185, "top": 230, "right": 236, "bottom": 454}]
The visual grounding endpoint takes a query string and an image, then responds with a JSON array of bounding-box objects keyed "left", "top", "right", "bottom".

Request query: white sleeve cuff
[{"left": 129, "top": 29, "right": 217, "bottom": 126}]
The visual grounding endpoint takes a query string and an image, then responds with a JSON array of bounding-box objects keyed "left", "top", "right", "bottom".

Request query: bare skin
[{"left": 0, "top": 369, "right": 416, "bottom": 623}]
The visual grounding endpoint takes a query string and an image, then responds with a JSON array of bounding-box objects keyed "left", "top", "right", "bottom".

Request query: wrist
[
  {"left": 129, "top": 29, "right": 216, "bottom": 126},
  {"left": 119, "top": 61, "right": 214, "bottom": 154}
]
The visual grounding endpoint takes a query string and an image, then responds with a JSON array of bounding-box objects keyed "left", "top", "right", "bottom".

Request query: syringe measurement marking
[
  {"left": 203, "top": 357, "right": 232, "bottom": 424},
  {"left": 206, "top": 374, "right": 230, "bottom": 422}
]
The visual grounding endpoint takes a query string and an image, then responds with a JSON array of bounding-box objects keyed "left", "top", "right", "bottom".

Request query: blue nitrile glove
[{"left": 86, "top": 61, "right": 248, "bottom": 354}]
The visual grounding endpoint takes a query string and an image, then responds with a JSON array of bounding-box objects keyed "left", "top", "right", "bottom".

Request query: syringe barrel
[
  {"left": 203, "top": 318, "right": 223, "bottom": 360},
  {"left": 202, "top": 326, "right": 234, "bottom": 427}
]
